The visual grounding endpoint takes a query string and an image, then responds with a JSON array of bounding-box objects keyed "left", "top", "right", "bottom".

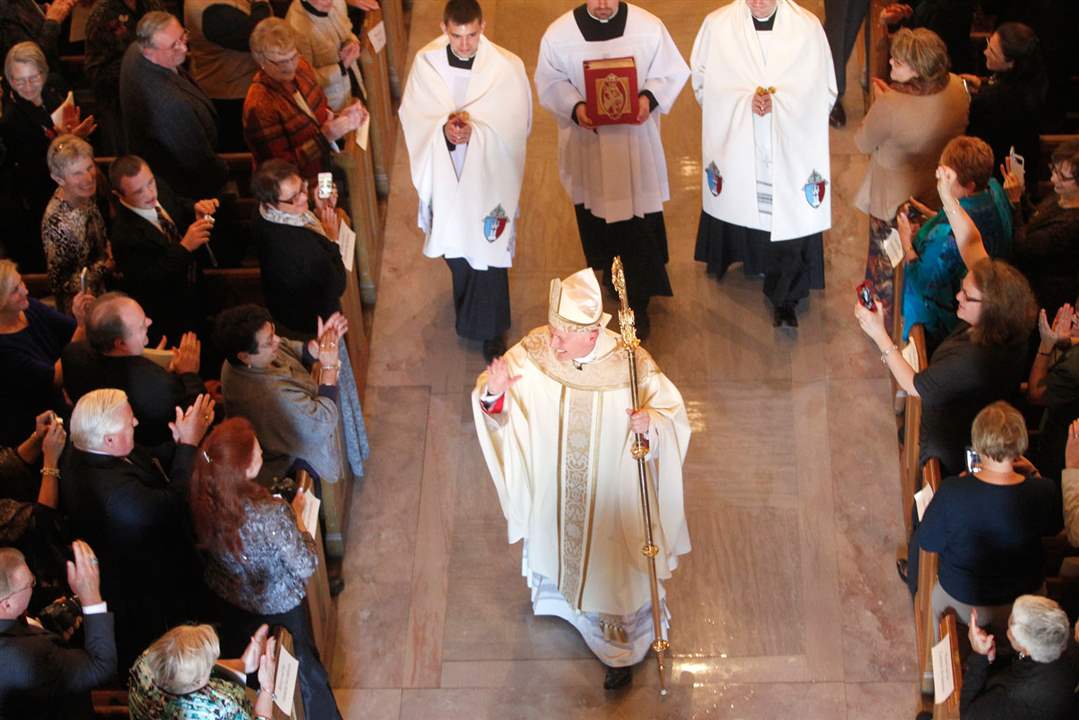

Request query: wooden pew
[
  {"left": 379, "top": 0, "right": 409, "bottom": 99},
  {"left": 932, "top": 610, "right": 963, "bottom": 719},
  {"left": 270, "top": 627, "right": 306, "bottom": 720},
  {"left": 915, "top": 457, "right": 943, "bottom": 697},
  {"left": 1041, "top": 134, "right": 1079, "bottom": 161},
  {"left": 359, "top": 6, "right": 396, "bottom": 197},
  {"left": 92, "top": 690, "right": 129, "bottom": 718},
  {"left": 899, "top": 325, "right": 928, "bottom": 536},
  {"left": 296, "top": 445, "right": 335, "bottom": 662}
]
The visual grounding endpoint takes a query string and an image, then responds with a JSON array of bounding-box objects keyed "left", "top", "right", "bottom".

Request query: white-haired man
[
  {"left": 60, "top": 388, "right": 214, "bottom": 674},
  {"left": 471, "top": 268, "right": 691, "bottom": 689},
  {"left": 0, "top": 541, "right": 116, "bottom": 719}
]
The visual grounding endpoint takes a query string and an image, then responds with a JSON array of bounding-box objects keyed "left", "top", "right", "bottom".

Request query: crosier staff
[{"left": 611, "top": 256, "right": 669, "bottom": 695}]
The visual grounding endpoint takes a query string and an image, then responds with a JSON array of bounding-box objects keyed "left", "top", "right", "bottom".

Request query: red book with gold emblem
[{"left": 583, "top": 56, "right": 639, "bottom": 126}]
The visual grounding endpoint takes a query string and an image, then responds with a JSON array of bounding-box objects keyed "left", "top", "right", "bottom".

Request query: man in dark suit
[
  {"left": 0, "top": 541, "right": 116, "bottom": 719},
  {"left": 824, "top": 0, "right": 868, "bottom": 128},
  {"left": 119, "top": 11, "right": 228, "bottom": 199},
  {"left": 62, "top": 293, "right": 205, "bottom": 446},
  {"left": 108, "top": 155, "right": 220, "bottom": 347},
  {"left": 60, "top": 388, "right": 214, "bottom": 674}
]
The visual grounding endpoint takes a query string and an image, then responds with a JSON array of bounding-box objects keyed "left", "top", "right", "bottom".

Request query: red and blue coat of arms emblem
[
  {"left": 483, "top": 204, "right": 508, "bottom": 242},
  {"left": 803, "top": 170, "right": 827, "bottom": 208}
]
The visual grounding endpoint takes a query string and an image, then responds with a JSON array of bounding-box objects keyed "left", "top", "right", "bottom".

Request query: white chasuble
[
  {"left": 534, "top": 4, "right": 689, "bottom": 224},
  {"left": 691, "top": 0, "right": 837, "bottom": 241},
  {"left": 399, "top": 36, "right": 532, "bottom": 270},
  {"left": 472, "top": 327, "right": 691, "bottom": 626}
]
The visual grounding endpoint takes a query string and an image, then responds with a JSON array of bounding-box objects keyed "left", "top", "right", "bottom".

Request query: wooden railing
[
  {"left": 899, "top": 325, "right": 928, "bottom": 536},
  {"left": 932, "top": 610, "right": 963, "bottom": 720},
  {"left": 915, "top": 457, "right": 943, "bottom": 696},
  {"left": 271, "top": 626, "right": 306, "bottom": 720}
]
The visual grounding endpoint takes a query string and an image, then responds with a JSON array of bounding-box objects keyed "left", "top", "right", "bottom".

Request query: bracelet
[
  {"left": 320, "top": 363, "right": 340, "bottom": 371},
  {"left": 880, "top": 344, "right": 899, "bottom": 364},
  {"left": 40, "top": 467, "right": 60, "bottom": 478}
]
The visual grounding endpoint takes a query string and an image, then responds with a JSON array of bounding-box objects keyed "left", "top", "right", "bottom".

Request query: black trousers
[
  {"left": 215, "top": 597, "right": 342, "bottom": 720},
  {"left": 824, "top": 0, "right": 869, "bottom": 98},
  {"left": 444, "top": 257, "right": 511, "bottom": 341},
  {"left": 572, "top": 205, "right": 673, "bottom": 313}
]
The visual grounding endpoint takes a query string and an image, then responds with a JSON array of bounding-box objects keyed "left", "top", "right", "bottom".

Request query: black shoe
[
  {"left": 603, "top": 665, "right": 632, "bottom": 690},
  {"left": 895, "top": 558, "right": 909, "bottom": 584},
  {"left": 779, "top": 304, "right": 798, "bottom": 328},
  {"left": 482, "top": 337, "right": 506, "bottom": 364},
  {"left": 329, "top": 575, "right": 346, "bottom": 597},
  {"left": 773, "top": 306, "right": 785, "bottom": 327},
  {"left": 829, "top": 100, "right": 846, "bottom": 129}
]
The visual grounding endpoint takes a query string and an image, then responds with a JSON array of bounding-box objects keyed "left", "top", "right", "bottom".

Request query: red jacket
[{"left": 242, "top": 57, "right": 333, "bottom": 180}]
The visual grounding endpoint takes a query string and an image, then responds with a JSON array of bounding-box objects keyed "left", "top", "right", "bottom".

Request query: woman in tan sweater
[{"left": 855, "top": 28, "right": 969, "bottom": 326}]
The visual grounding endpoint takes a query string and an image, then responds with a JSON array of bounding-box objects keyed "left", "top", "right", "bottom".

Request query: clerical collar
[
  {"left": 574, "top": 2, "right": 628, "bottom": 41},
  {"left": 752, "top": 8, "right": 776, "bottom": 31},
  {"left": 300, "top": 0, "right": 328, "bottom": 17},
  {"left": 446, "top": 44, "right": 475, "bottom": 69}
]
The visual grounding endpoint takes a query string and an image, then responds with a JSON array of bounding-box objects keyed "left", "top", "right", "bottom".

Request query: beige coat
[
  {"left": 286, "top": 0, "right": 357, "bottom": 111},
  {"left": 854, "top": 73, "right": 969, "bottom": 219}
]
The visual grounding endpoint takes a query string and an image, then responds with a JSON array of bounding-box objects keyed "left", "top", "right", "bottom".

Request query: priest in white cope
[
  {"left": 472, "top": 268, "right": 691, "bottom": 690},
  {"left": 399, "top": 0, "right": 531, "bottom": 362},
  {"left": 692, "top": 0, "right": 836, "bottom": 328},
  {"left": 534, "top": 0, "right": 688, "bottom": 340}
]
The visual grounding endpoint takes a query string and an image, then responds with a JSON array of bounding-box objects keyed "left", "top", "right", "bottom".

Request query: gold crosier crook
[{"left": 610, "top": 257, "right": 669, "bottom": 695}]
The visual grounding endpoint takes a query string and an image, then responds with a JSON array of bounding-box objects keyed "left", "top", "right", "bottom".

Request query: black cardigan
[{"left": 253, "top": 211, "right": 346, "bottom": 338}]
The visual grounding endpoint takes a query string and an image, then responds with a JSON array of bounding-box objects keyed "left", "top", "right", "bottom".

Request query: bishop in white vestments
[
  {"left": 534, "top": 0, "right": 688, "bottom": 339},
  {"left": 691, "top": 0, "right": 836, "bottom": 328},
  {"left": 472, "top": 268, "right": 691, "bottom": 689},
  {"left": 399, "top": 0, "right": 532, "bottom": 361}
]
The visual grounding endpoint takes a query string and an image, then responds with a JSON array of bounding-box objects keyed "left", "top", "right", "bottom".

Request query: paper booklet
[
  {"left": 931, "top": 634, "right": 956, "bottom": 704},
  {"left": 583, "top": 56, "right": 638, "bottom": 126},
  {"left": 273, "top": 645, "right": 299, "bottom": 713},
  {"left": 142, "top": 348, "right": 175, "bottom": 370},
  {"left": 882, "top": 228, "right": 904, "bottom": 269},
  {"left": 902, "top": 336, "right": 921, "bottom": 372},
  {"left": 49, "top": 92, "right": 78, "bottom": 132},
  {"left": 338, "top": 222, "right": 356, "bottom": 272}
]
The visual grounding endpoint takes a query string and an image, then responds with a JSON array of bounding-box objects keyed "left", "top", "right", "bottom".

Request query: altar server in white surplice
[
  {"left": 472, "top": 268, "right": 691, "bottom": 690},
  {"left": 534, "top": 0, "right": 688, "bottom": 340},
  {"left": 692, "top": 0, "right": 836, "bottom": 329},
  {"left": 399, "top": 0, "right": 531, "bottom": 362}
]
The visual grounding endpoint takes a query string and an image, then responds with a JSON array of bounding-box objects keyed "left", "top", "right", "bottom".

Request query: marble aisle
[{"left": 331, "top": 1, "right": 918, "bottom": 717}]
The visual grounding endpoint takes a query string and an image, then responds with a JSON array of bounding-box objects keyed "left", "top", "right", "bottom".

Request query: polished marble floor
[{"left": 331, "top": 1, "right": 918, "bottom": 717}]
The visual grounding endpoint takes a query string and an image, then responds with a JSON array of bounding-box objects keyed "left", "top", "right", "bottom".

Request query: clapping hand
[
  {"left": 316, "top": 313, "right": 347, "bottom": 365},
  {"left": 42, "top": 419, "right": 67, "bottom": 469},
  {"left": 1065, "top": 419, "right": 1079, "bottom": 470},
  {"left": 339, "top": 39, "right": 361, "bottom": 67},
  {"left": 291, "top": 486, "right": 309, "bottom": 534},
  {"left": 241, "top": 625, "right": 271, "bottom": 674},
  {"left": 968, "top": 609, "right": 997, "bottom": 662},
  {"left": 257, "top": 636, "right": 278, "bottom": 695},
  {"left": 66, "top": 540, "right": 103, "bottom": 606},
  {"left": 485, "top": 356, "right": 521, "bottom": 396},
  {"left": 871, "top": 77, "right": 891, "bottom": 99},
  {"left": 1038, "top": 304, "right": 1074, "bottom": 353},
  {"left": 896, "top": 206, "right": 918, "bottom": 262},
  {"left": 168, "top": 332, "right": 201, "bottom": 375},
  {"left": 170, "top": 394, "right": 215, "bottom": 446}
]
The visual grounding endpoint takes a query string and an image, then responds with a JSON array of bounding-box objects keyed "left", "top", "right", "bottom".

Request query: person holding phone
[
  {"left": 853, "top": 27, "right": 968, "bottom": 327},
  {"left": 904, "top": 403, "right": 1062, "bottom": 644}
]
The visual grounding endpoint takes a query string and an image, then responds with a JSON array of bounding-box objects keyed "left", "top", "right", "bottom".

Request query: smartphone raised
[
  {"left": 856, "top": 280, "right": 876, "bottom": 311},
  {"left": 317, "top": 172, "right": 333, "bottom": 200}
]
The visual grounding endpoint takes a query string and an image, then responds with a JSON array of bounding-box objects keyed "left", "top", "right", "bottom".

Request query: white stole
[
  {"left": 691, "top": 0, "right": 836, "bottom": 241},
  {"left": 398, "top": 35, "right": 532, "bottom": 271},
  {"left": 534, "top": 4, "right": 688, "bottom": 223}
]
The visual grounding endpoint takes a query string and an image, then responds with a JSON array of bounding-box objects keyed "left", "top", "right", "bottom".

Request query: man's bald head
[{"left": 86, "top": 292, "right": 151, "bottom": 356}]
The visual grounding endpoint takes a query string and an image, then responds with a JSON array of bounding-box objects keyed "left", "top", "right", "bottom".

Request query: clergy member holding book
[
  {"left": 399, "top": 0, "right": 532, "bottom": 363},
  {"left": 534, "top": 0, "right": 688, "bottom": 340},
  {"left": 472, "top": 268, "right": 691, "bottom": 690},
  {"left": 692, "top": 0, "right": 836, "bottom": 328}
]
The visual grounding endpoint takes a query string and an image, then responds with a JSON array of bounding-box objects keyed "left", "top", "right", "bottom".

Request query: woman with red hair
[{"left": 189, "top": 417, "right": 342, "bottom": 720}]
